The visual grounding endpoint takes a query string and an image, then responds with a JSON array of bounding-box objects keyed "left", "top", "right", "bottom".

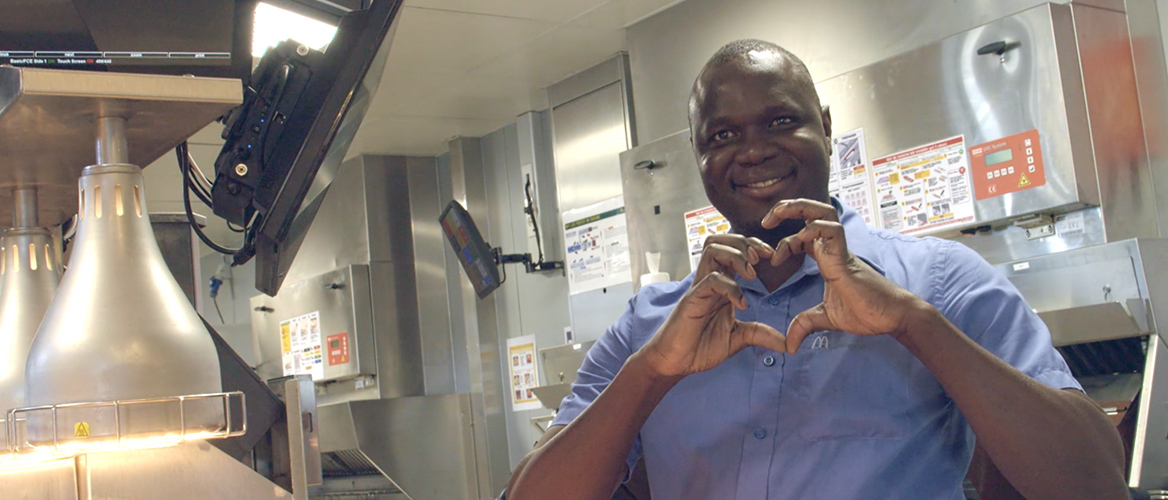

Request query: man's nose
[{"left": 736, "top": 135, "right": 779, "bottom": 167}]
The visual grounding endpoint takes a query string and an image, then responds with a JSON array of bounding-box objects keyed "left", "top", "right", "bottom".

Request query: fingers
[
  {"left": 786, "top": 303, "right": 835, "bottom": 353},
  {"left": 733, "top": 321, "right": 788, "bottom": 354},
  {"left": 761, "top": 198, "right": 838, "bottom": 229},
  {"left": 703, "top": 234, "right": 776, "bottom": 260},
  {"left": 687, "top": 271, "right": 749, "bottom": 311},
  {"left": 700, "top": 243, "right": 757, "bottom": 281},
  {"left": 771, "top": 219, "right": 849, "bottom": 267},
  {"left": 697, "top": 235, "right": 775, "bottom": 281}
]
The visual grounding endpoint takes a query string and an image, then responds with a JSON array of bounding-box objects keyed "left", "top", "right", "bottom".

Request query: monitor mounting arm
[{"left": 492, "top": 248, "right": 563, "bottom": 274}]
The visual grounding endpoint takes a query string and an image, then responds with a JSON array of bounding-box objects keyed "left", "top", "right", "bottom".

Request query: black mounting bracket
[{"left": 492, "top": 248, "right": 564, "bottom": 274}]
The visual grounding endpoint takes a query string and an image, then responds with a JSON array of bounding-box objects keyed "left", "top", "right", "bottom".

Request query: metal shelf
[{"left": 0, "top": 65, "right": 240, "bottom": 227}]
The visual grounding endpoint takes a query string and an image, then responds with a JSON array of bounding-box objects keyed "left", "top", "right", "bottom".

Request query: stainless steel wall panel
[
  {"left": 447, "top": 136, "right": 511, "bottom": 498},
  {"left": 250, "top": 265, "right": 376, "bottom": 386},
  {"left": 1072, "top": 5, "right": 1161, "bottom": 242},
  {"left": 437, "top": 151, "right": 472, "bottom": 394},
  {"left": 1124, "top": 0, "right": 1168, "bottom": 238},
  {"left": 150, "top": 213, "right": 203, "bottom": 308},
  {"left": 621, "top": 130, "right": 704, "bottom": 289},
  {"left": 316, "top": 395, "right": 483, "bottom": 500},
  {"left": 549, "top": 54, "right": 639, "bottom": 356},
  {"left": 281, "top": 156, "right": 375, "bottom": 286},
  {"left": 517, "top": 111, "right": 565, "bottom": 260},
  {"left": 368, "top": 261, "right": 424, "bottom": 399},
  {"left": 249, "top": 155, "right": 426, "bottom": 402},
  {"left": 0, "top": 457, "right": 77, "bottom": 500},
  {"left": 407, "top": 155, "right": 458, "bottom": 396},
  {"left": 551, "top": 82, "right": 633, "bottom": 213},
  {"left": 1075, "top": 0, "right": 1127, "bottom": 10},
  {"left": 480, "top": 118, "right": 576, "bottom": 468}
]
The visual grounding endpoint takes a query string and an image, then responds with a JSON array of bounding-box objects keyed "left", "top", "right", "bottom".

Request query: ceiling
[
  {"left": 144, "top": 0, "right": 681, "bottom": 252},
  {"left": 351, "top": 0, "right": 682, "bottom": 157}
]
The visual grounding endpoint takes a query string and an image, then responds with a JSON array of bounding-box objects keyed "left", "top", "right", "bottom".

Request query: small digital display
[
  {"left": 984, "top": 149, "right": 1013, "bottom": 167},
  {"left": 440, "top": 201, "right": 502, "bottom": 298}
]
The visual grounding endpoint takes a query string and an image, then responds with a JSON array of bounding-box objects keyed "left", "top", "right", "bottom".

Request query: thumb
[
  {"left": 786, "top": 304, "right": 834, "bottom": 353},
  {"left": 733, "top": 320, "right": 788, "bottom": 354}
]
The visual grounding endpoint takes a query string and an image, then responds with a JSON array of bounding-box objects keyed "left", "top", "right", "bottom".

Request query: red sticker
[
  {"left": 327, "top": 332, "right": 350, "bottom": 365},
  {"left": 970, "top": 129, "right": 1045, "bottom": 200}
]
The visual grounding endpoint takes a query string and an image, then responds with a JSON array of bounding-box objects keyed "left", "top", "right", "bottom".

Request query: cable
[
  {"left": 524, "top": 175, "right": 545, "bottom": 264},
  {"left": 226, "top": 220, "right": 247, "bottom": 233},
  {"left": 212, "top": 294, "right": 226, "bottom": 323},
  {"left": 176, "top": 143, "right": 213, "bottom": 207},
  {"left": 177, "top": 141, "right": 242, "bottom": 255}
]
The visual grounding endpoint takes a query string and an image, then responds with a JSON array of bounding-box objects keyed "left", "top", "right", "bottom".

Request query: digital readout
[{"left": 984, "top": 149, "right": 1013, "bottom": 166}]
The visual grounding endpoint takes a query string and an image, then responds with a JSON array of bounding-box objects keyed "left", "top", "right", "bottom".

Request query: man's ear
[{"left": 821, "top": 104, "right": 832, "bottom": 139}]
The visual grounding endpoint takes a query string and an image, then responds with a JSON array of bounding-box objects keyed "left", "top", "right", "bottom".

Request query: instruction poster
[
  {"left": 563, "top": 196, "right": 631, "bottom": 295},
  {"left": 280, "top": 311, "right": 324, "bottom": 380},
  {"left": 683, "top": 205, "right": 732, "bottom": 271},
  {"left": 829, "top": 128, "right": 876, "bottom": 226},
  {"left": 872, "top": 135, "right": 974, "bottom": 235},
  {"left": 508, "top": 335, "right": 541, "bottom": 412}
]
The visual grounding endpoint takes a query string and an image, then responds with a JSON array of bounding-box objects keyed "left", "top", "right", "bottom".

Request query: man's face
[{"left": 690, "top": 56, "right": 832, "bottom": 241}]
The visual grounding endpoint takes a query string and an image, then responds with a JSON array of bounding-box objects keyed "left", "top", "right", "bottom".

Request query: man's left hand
[{"left": 762, "top": 199, "right": 931, "bottom": 353}]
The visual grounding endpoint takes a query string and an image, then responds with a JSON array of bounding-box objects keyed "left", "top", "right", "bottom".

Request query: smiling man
[{"left": 505, "top": 40, "right": 1127, "bottom": 500}]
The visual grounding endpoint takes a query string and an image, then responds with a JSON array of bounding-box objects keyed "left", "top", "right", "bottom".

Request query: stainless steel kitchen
[{"left": 0, "top": 0, "right": 1167, "bottom": 499}]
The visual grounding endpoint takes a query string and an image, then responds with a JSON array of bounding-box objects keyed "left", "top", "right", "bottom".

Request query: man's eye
[
  {"left": 711, "top": 130, "right": 734, "bottom": 142},
  {"left": 770, "top": 116, "right": 795, "bottom": 127}
]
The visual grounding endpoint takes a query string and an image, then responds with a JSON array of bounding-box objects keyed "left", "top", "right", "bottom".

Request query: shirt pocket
[{"left": 789, "top": 331, "right": 939, "bottom": 441}]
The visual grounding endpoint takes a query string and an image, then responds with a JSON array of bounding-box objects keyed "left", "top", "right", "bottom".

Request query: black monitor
[
  {"left": 440, "top": 201, "right": 502, "bottom": 299},
  {"left": 210, "top": 0, "right": 402, "bottom": 296},
  {"left": 0, "top": 0, "right": 255, "bottom": 81}
]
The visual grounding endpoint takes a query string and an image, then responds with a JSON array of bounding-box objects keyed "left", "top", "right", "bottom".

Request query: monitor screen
[
  {"left": 0, "top": 0, "right": 254, "bottom": 81},
  {"left": 210, "top": 0, "right": 403, "bottom": 296},
  {"left": 440, "top": 201, "right": 502, "bottom": 299}
]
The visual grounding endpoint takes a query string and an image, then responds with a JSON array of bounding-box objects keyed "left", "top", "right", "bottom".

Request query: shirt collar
[{"left": 736, "top": 196, "right": 886, "bottom": 294}]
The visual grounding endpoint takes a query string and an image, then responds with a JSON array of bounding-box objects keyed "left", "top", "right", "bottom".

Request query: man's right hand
[{"left": 635, "top": 235, "right": 789, "bottom": 378}]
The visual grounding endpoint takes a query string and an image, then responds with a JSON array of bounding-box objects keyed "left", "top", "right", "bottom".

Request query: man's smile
[{"left": 734, "top": 170, "right": 794, "bottom": 197}]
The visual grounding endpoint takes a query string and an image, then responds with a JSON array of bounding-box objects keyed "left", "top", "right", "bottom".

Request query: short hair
[
  {"left": 706, "top": 39, "right": 806, "bottom": 74},
  {"left": 689, "top": 40, "right": 819, "bottom": 124}
]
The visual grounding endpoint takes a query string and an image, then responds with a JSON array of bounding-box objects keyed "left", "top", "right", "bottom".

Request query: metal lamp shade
[
  {"left": 0, "top": 227, "right": 61, "bottom": 412},
  {"left": 24, "top": 164, "right": 222, "bottom": 407}
]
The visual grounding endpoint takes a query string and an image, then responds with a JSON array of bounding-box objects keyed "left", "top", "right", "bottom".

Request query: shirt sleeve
[
  {"left": 932, "top": 240, "right": 1082, "bottom": 392},
  {"left": 550, "top": 295, "right": 644, "bottom": 479}
]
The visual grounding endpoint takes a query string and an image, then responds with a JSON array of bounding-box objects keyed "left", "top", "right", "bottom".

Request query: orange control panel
[
  {"left": 970, "top": 129, "right": 1045, "bottom": 200},
  {"left": 327, "top": 332, "right": 349, "bottom": 365}
]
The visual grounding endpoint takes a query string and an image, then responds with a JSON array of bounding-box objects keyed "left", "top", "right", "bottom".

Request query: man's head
[{"left": 689, "top": 40, "right": 832, "bottom": 243}]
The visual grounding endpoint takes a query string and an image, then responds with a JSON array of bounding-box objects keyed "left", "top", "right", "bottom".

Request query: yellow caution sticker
[
  {"left": 1019, "top": 174, "right": 1031, "bottom": 187},
  {"left": 74, "top": 422, "right": 90, "bottom": 438}
]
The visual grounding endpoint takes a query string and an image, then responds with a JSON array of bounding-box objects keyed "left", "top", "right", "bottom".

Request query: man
[{"left": 507, "top": 40, "right": 1127, "bottom": 500}]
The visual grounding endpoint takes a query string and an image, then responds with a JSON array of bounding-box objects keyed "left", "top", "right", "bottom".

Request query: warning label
[{"left": 872, "top": 135, "right": 975, "bottom": 235}]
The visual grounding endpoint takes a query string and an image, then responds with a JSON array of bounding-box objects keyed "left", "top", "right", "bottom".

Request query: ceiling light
[{"left": 253, "top": 2, "right": 338, "bottom": 57}]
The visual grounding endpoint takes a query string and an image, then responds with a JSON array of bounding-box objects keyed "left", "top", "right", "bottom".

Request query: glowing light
[{"left": 252, "top": 3, "right": 337, "bottom": 57}]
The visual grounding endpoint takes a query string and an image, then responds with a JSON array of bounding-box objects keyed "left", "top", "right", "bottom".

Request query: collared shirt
[{"left": 552, "top": 199, "right": 1080, "bottom": 500}]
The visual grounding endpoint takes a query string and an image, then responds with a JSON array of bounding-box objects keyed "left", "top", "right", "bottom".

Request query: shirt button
[
  {"left": 762, "top": 355, "right": 775, "bottom": 367},
  {"left": 767, "top": 297, "right": 780, "bottom": 306},
  {"left": 753, "top": 428, "right": 767, "bottom": 439}
]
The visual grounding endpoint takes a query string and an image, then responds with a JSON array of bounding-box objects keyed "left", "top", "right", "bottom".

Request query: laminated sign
[{"left": 872, "top": 136, "right": 975, "bottom": 235}]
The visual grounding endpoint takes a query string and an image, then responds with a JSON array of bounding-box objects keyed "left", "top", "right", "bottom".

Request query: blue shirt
[{"left": 552, "top": 199, "right": 1080, "bottom": 500}]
